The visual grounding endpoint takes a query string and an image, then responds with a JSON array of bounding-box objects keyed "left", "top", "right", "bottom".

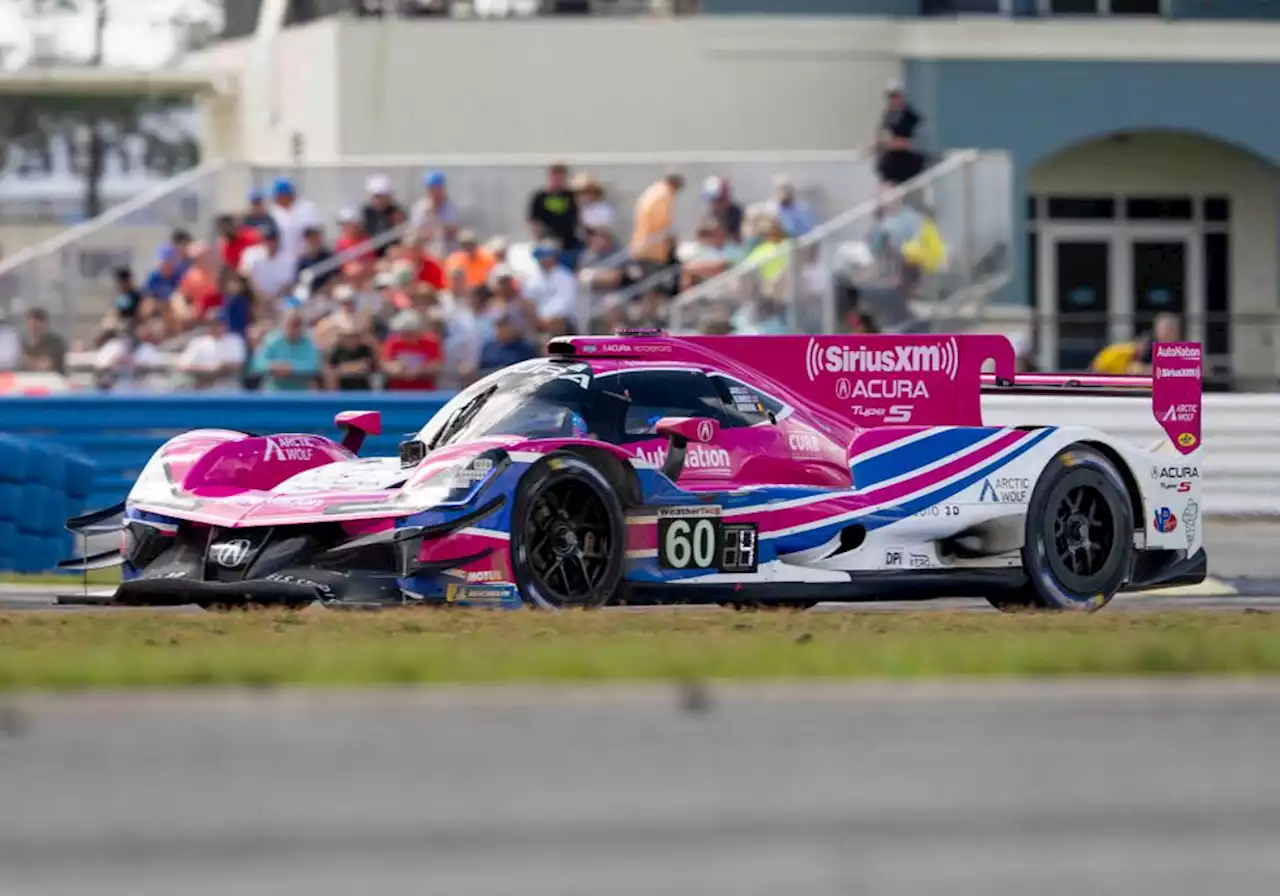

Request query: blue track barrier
[{"left": 0, "top": 392, "right": 459, "bottom": 573}]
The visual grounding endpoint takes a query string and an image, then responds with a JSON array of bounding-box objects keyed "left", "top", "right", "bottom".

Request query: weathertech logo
[
  {"left": 1156, "top": 345, "right": 1201, "bottom": 360},
  {"left": 805, "top": 338, "right": 958, "bottom": 381}
]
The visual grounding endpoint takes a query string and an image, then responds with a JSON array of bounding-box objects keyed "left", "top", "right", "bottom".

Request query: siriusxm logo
[{"left": 805, "top": 338, "right": 958, "bottom": 381}]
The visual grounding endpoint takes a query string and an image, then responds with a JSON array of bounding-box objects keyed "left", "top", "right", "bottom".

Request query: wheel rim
[
  {"left": 523, "top": 477, "right": 613, "bottom": 607},
  {"left": 1048, "top": 483, "right": 1116, "bottom": 592}
]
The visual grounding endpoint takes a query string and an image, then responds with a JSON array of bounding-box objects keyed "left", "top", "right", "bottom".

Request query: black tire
[
  {"left": 511, "top": 454, "right": 627, "bottom": 610},
  {"left": 989, "top": 445, "right": 1134, "bottom": 613}
]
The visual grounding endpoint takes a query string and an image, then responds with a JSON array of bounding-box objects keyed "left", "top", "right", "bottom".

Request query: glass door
[
  {"left": 1118, "top": 229, "right": 1202, "bottom": 347},
  {"left": 1039, "top": 227, "right": 1119, "bottom": 370}
]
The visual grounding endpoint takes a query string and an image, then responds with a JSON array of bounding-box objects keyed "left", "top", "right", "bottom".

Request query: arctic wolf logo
[{"left": 805, "top": 338, "right": 958, "bottom": 381}]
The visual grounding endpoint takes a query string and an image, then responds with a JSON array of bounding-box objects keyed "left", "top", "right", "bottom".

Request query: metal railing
[
  {"left": 0, "top": 161, "right": 228, "bottom": 336},
  {"left": 667, "top": 150, "right": 1013, "bottom": 336}
]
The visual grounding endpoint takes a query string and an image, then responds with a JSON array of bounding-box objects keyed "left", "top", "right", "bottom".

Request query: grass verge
[
  {"left": 0, "top": 570, "right": 122, "bottom": 587},
  {"left": 0, "top": 609, "right": 1278, "bottom": 690}
]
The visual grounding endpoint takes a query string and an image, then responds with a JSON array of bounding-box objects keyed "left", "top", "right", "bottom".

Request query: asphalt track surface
[
  {"left": 2, "top": 519, "right": 1278, "bottom": 612},
  {"left": 3, "top": 680, "right": 1280, "bottom": 896}
]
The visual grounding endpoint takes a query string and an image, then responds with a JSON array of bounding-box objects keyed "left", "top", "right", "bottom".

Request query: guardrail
[{"left": 0, "top": 389, "right": 1275, "bottom": 574}]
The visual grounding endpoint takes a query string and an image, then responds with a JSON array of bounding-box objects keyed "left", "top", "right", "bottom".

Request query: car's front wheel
[
  {"left": 988, "top": 445, "right": 1134, "bottom": 613},
  {"left": 511, "top": 455, "right": 626, "bottom": 610}
]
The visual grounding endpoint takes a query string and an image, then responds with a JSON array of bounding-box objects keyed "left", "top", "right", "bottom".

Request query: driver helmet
[{"left": 567, "top": 410, "right": 589, "bottom": 438}]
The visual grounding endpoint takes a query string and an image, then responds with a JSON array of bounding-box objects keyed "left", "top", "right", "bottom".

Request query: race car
[{"left": 61, "top": 330, "right": 1205, "bottom": 612}]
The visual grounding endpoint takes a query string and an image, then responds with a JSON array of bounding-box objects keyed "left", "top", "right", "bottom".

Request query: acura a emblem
[{"left": 210, "top": 539, "right": 252, "bottom": 568}]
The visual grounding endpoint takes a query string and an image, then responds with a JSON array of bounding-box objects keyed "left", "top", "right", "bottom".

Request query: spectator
[
  {"left": 478, "top": 312, "right": 537, "bottom": 375},
  {"left": 631, "top": 172, "right": 684, "bottom": 264},
  {"left": 361, "top": 175, "right": 407, "bottom": 253},
  {"left": 486, "top": 235, "right": 510, "bottom": 266},
  {"left": 445, "top": 229, "right": 497, "bottom": 291},
  {"left": 216, "top": 214, "right": 262, "bottom": 273},
  {"left": 578, "top": 228, "right": 630, "bottom": 299},
  {"left": 334, "top": 208, "right": 371, "bottom": 258},
  {"left": 296, "top": 225, "right": 337, "bottom": 291},
  {"left": 268, "top": 177, "right": 322, "bottom": 269},
  {"left": 875, "top": 79, "right": 926, "bottom": 186},
  {"left": 251, "top": 309, "right": 320, "bottom": 391},
  {"left": 239, "top": 224, "right": 298, "bottom": 307},
  {"left": 522, "top": 243, "right": 580, "bottom": 334},
  {"left": 112, "top": 266, "right": 143, "bottom": 323},
  {"left": 0, "top": 308, "right": 18, "bottom": 371},
  {"left": 743, "top": 217, "right": 790, "bottom": 290},
  {"left": 440, "top": 285, "right": 489, "bottom": 390},
  {"left": 178, "top": 310, "right": 247, "bottom": 391},
  {"left": 169, "top": 229, "right": 194, "bottom": 266},
  {"left": 220, "top": 271, "right": 256, "bottom": 340},
  {"left": 1128, "top": 313, "right": 1182, "bottom": 375},
  {"left": 94, "top": 315, "right": 166, "bottom": 392},
  {"left": 142, "top": 246, "right": 185, "bottom": 306},
  {"left": 702, "top": 176, "right": 743, "bottom": 244},
  {"left": 324, "top": 322, "right": 379, "bottom": 391},
  {"left": 382, "top": 309, "right": 443, "bottom": 391},
  {"left": 679, "top": 218, "right": 745, "bottom": 291},
  {"left": 768, "top": 175, "right": 816, "bottom": 238},
  {"left": 571, "top": 173, "right": 615, "bottom": 238},
  {"left": 243, "top": 189, "right": 274, "bottom": 232},
  {"left": 174, "top": 243, "right": 224, "bottom": 330},
  {"left": 527, "top": 163, "right": 580, "bottom": 259},
  {"left": 410, "top": 170, "right": 461, "bottom": 255},
  {"left": 395, "top": 234, "right": 447, "bottom": 291},
  {"left": 19, "top": 308, "right": 66, "bottom": 374}
]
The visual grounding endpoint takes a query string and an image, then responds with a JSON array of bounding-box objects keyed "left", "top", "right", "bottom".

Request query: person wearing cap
[
  {"left": 361, "top": 174, "right": 406, "bottom": 253},
  {"left": 324, "top": 320, "right": 378, "bottom": 391},
  {"left": 174, "top": 242, "right": 224, "bottom": 330},
  {"left": 179, "top": 309, "right": 247, "bottom": 391},
  {"left": 630, "top": 172, "right": 684, "bottom": 264},
  {"left": 571, "top": 172, "right": 615, "bottom": 237},
  {"left": 444, "top": 228, "right": 496, "bottom": 291},
  {"left": 702, "top": 176, "right": 743, "bottom": 243},
  {"left": 142, "top": 245, "right": 186, "bottom": 305},
  {"left": 522, "top": 242, "right": 580, "bottom": 334},
  {"left": 243, "top": 188, "right": 274, "bottom": 232},
  {"left": 238, "top": 223, "right": 297, "bottom": 306},
  {"left": 267, "top": 177, "right": 321, "bottom": 270},
  {"left": 410, "top": 171, "right": 461, "bottom": 254},
  {"left": 381, "top": 309, "right": 443, "bottom": 391},
  {"left": 250, "top": 308, "right": 320, "bottom": 391},
  {"left": 478, "top": 311, "right": 536, "bottom": 376},
  {"left": 768, "top": 174, "right": 815, "bottom": 238},
  {"left": 876, "top": 78, "right": 925, "bottom": 186},
  {"left": 527, "top": 163, "right": 581, "bottom": 260}
]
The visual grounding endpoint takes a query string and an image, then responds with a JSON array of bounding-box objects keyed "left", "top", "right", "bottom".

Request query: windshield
[{"left": 417, "top": 360, "right": 597, "bottom": 449}]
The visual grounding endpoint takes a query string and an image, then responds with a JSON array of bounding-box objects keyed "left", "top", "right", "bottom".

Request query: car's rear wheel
[
  {"left": 988, "top": 445, "right": 1133, "bottom": 613},
  {"left": 511, "top": 455, "right": 626, "bottom": 610}
]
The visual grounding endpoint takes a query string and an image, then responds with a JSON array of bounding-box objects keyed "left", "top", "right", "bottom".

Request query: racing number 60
[{"left": 660, "top": 518, "right": 718, "bottom": 569}]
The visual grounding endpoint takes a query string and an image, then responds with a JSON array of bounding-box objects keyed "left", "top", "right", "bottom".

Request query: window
[
  {"left": 612, "top": 371, "right": 726, "bottom": 442},
  {"left": 1203, "top": 197, "right": 1231, "bottom": 223},
  {"left": 1125, "top": 197, "right": 1193, "bottom": 221},
  {"left": 711, "top": 376, "right": 785, "bottom": 428},
  {"left": 1046, "top": 197, "right": 1116, "bottom": 220}
]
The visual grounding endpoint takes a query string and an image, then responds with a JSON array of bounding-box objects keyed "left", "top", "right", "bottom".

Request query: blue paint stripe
[
  {"left": 626, "top": 428, "right": 1056, "bottom": 583},
  {"left": 852, "top": 428, "right": 998, "bottom": 489}
]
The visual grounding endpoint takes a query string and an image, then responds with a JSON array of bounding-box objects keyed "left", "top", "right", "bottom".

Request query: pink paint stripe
[{"left": 628, "top": 429, "right": 1029, "bottom": 551}]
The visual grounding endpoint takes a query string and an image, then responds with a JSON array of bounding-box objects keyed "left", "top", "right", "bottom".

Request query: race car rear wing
[{"left": 980, "top": 342, "right": 1203, "bottom": 456}]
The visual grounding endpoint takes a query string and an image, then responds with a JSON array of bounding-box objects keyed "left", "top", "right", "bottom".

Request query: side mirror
[
  {"left": 335, "top": 410, "right": 382, "bottom": 454},
  {"left": 654, "top": 416, "right": 719, "bottom": 480}
]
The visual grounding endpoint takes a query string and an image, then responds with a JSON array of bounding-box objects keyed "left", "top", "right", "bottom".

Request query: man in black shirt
[
  {"left": 112, "top": 266, "right": 143, "bottom": 321},
  {"left": 527, "top": 163, "right": 581, "bottom": 257},
  {"left": 361, "top": 175, "right": 406, "bottom": 258},
  {"left": 325, "top": 324, "right": 378, "bottom": 391},
  {"left": 876, "top": 79, "right": 927, "bottom": 186},
  {"left": 296, "top": 226, "right": 336, "bottom": 291}
]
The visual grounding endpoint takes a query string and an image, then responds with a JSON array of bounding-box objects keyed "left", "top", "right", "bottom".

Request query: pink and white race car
[{"left": 64, "top": 331, "right": 1204, "bottom": 612}]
